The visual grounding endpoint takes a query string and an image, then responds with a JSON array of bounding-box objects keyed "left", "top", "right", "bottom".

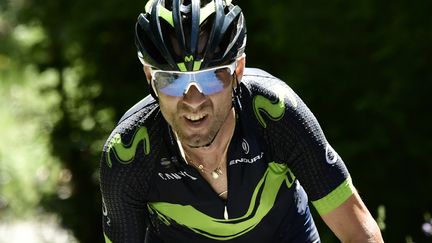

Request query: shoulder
[
  {"left": 117, "top": 95, "right": 159, "bottom": 126},
  {"left": 101, "top": 94, "right": 163, "bottom": 170},
  {"left": 240, "top": 68, "right": 301, "bottom": 129},
  {"left": 100, "top": 95, "right": 163, "bottom": 200},
  {"left": 242, "top": 68, "right": 290, "bottom": 93},
  {"left": 241, "top": 68, "right": 330, "bottom": 151},
  {"left": 242, "top": 68, "right": 299, "bottom": 109},
  {"left": 239, "top": 68, "right": 328, "bottom": 165},
  {"left": 240, "top": 69, "right": 353, "bottom": 207}
]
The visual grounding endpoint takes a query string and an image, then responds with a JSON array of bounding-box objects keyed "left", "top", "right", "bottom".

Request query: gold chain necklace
[
  {"left": 184, "top": 133, "right": 231, "bottom": 180},
  {"left": 187, "top": 156, "right": 224, "bottom": 179}
]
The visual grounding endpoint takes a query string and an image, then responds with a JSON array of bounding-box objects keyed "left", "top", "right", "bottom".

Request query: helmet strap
[
  {"left": 232, "top": 73, "right": 242, "bottom": 111},
  {"left": 148, "top": 79, "right": 159, "bottom": 101}
]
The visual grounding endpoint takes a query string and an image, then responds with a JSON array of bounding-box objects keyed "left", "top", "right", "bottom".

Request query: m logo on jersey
[
  {"left": 106, "top": 126, "right": 150, "bottom": 168},
  {"left": 252, "top": 87, "right": 297, "bottom": 128}
]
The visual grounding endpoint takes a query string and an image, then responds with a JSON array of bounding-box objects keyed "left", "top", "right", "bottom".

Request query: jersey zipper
[{"left": 224, "top": 204, "right": 229, "bottom": 220}]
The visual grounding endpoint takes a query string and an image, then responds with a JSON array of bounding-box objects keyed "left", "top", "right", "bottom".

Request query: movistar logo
[
  {"left": 106, "top": 126, "right": 150, "bottom": 168},
  {"left": 252, "top": 88, "right": 297, "bottom": 128},
  {"left": 184, "top": 55, "right": 194, "bottom": 62},
  {"left": 148, "top": 162, "right": 296, "bottom": 240}
]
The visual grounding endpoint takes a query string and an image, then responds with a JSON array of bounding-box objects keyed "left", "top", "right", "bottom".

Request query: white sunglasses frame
[{"left": 149, "top": 62, "right": 237, "bottom": 97}]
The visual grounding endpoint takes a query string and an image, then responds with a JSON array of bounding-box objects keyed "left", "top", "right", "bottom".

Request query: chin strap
[{"left": 147, "top": 78, "right": 159, "bottom": 101}]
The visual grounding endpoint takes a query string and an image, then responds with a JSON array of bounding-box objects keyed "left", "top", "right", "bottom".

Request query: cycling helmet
[{"left": 135, "top": 0, "right": 247, "bottom": 72}]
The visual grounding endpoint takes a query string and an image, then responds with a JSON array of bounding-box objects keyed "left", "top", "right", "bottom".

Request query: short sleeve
[
  {"left": 100, "top": 116, "right": 157, "bottom": 242},
  {"left": 252, "top": 78, "right": 356, "bottom": 215}
]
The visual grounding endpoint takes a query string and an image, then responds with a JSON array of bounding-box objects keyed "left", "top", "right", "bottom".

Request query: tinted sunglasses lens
[
  {"left": 194, "top": 68, "right": 231, "bottom": 95},
  {"left": 154, "top": 72, "right": 189, "bottom": 96},
  {"left": 153, "top": 66, "right": 232, "bottom": 96}
]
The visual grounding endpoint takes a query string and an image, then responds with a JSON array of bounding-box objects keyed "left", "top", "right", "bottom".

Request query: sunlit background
[
  {"left": 0, "top": 50, "right": 78, "bottom": 242},
  {"left": 1, "top": 0, "right": 431, "bottom": 242}
]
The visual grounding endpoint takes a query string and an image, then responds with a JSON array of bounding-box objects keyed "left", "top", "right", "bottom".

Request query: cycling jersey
[{"left": 100, "top": 68, "right": 356, "bottom": 243}]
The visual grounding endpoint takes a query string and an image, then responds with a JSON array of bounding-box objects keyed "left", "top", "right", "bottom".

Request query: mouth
[{"left": 184, "top": 113, "right": 208, "bottom": 126}]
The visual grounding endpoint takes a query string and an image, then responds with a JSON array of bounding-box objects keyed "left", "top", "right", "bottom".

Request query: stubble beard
[{"left": 174, "top": 106, "right": 230, "bottom": 148}]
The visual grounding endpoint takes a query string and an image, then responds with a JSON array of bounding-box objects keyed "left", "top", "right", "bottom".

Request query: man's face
[
  {"left": 158, "top": 74, "right": 234, "bottom": 148},
  {"left": 143, "top": 56, "right": 245, "bottom": 148}
]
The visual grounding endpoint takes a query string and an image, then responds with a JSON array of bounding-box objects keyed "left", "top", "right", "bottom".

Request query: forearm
[
  {"left": 321, "top": 193, "right": 384, "bottom": 243},
  {"left": 340, "top": 220, "right": 383, "bottom": 243}
]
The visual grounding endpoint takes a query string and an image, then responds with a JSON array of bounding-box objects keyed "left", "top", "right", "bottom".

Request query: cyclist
[{"left": 100, "top": 0, "right": 384, "bottom": 242}]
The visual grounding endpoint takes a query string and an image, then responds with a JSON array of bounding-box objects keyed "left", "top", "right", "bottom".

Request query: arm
[
  {"left": 321, "top": 192, "right": 383, "bottom": 243},
  {"left": 254, "top": 78, "right": 382, "bottom": 242},
  {"left": 100, "top": 125, "right": 152, "bottom": 243},
  {"left": 100, "top": 157, "right": 149, "bottom": 243}
]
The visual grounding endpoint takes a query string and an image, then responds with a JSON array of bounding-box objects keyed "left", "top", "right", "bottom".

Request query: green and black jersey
[{"left": 100, "top": 68, "right": 356, "bottom": 243}]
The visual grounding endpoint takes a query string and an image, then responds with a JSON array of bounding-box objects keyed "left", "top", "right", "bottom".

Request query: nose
[{"left": 182, "top": 82, "right": 206, "bottom": 108}]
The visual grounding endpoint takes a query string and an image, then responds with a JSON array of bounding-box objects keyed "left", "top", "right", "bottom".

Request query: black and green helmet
[{"left": 135, "top": 0, "right": 247, "bottom": 71}]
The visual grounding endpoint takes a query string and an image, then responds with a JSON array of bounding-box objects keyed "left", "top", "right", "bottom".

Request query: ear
[
  {"left": 143, "top": 65, "right": 152, "bottom": 84},
  {"left": 235, "top": 54, "right": 246, "bottom": 83}
]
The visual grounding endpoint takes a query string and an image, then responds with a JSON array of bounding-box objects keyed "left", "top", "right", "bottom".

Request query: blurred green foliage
[
  {"left": 0, "top": 0, "right": 431, "bottom": 242},
  {"left": 0, "top": 64, "right": 62, "bottom": 218}
]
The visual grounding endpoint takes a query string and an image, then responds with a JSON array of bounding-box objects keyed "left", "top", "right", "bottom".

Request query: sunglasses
[{"left": 150, "top": 62, "right": 236, "bottom": 97}]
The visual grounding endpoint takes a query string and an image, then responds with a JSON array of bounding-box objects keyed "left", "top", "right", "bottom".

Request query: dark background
[{"left": 1, "top": 0, "right": 431, "bottom": 242}]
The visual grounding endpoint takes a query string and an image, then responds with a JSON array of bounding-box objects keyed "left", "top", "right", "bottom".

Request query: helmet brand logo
[{"left": 184, "top": 55, "right": 194, "bottom": 62}]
